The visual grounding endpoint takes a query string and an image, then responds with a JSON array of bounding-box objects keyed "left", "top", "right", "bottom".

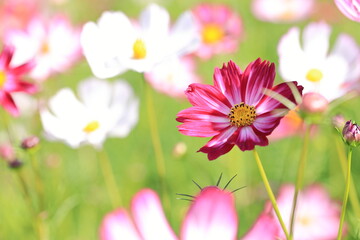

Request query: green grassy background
[{"left": 1, "top": 0, "right": 360, "bottom": 239}]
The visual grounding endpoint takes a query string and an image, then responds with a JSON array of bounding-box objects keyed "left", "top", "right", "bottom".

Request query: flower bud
[
  {"left": 300, "top": 92, "right": 328, "bottom": 114},
  {"left": 8, "top": 158, "right": 23, "bottom": 169},
  {"left": 21, "top": 136, "right": 39, "bottom": 150},
  {"left": 0, "top": 143, "right": 15, "bottom": 161},
  {"left": 342, "top": 120, "right": 360, "bottom": 147}
]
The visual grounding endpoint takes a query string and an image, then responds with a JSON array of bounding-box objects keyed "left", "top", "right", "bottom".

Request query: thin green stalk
[
  {"left": 253, "top": 148, "right": 289, "bottom": 239},
  {"left": 289, "top": 124, "right": 311, "bottom": 239},
  {"left": 97, "top": 150, "right": 122, "bottom": 207},
  {"left": 337, "top": 147, "right": 353, "bottom": 240},
  {"left": 335, "top": 137, "right": 360, "bottom": 218},
  {"left": 144, "top": 76, "right": 166, "bottom": 191},
  {"left": 28, "top": 149, "right": 45, "bottom": 211}
]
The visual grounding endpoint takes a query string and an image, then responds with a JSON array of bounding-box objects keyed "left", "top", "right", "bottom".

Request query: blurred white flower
[
  {"left": 278, "top": 21, "right": 360, "bottom": 101},
  {"left": 80, "top": 3, "right": 200, "bottom": 78},
  {"left": 144, "top": 56, "right": 201, "bottom": 98},
  {"left": 252, "top": 0, "right": 314, "bottom": 23},
  {"left": 40, "top": 78, "right": 139, "bottom": 148},
  {"left": 5, "top": 15, "right": 82, "bottom": 82}
]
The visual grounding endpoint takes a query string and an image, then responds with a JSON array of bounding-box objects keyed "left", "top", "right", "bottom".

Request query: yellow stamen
[
  {"left": 83, "top": 121, "right": 100, "bottom": 133},
  {"left": 202, "top": 24, "right": 224, "bottom": 44},
  {"left": 133, "top": 39, "right": 147, "bottom": 59},
  {"left": 306, "top": 69, "right": 323, "bottom": 82},
  {"left": 228, "top": 102, "right": 256, "bottom": 127},
  {"left": 298, "top": 216, "right": 312, "bottom": 226},
  {"left": 41, "top": 42, "right": 50, "bottom": 54},
  {"left": 0, "top": 71, "right": 6, "bottom": 88}
]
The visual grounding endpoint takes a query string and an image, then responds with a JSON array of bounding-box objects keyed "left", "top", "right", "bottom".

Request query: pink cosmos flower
[
  {"left": 192, "top": 3, "right": 243, "bottom": 59},
  {"left": 5, "top": 15, "right": 81, "bottom": 81},
  {"left": 0, "top": 46, "right": 37, "bottom": 116},
  {"left": 245, "top": 184, "right": 342, "bottom": 240},
  {"left": 100, "top": 186, "right": 238, "bottom": 240},
  {"left": 176, "top": 58, "right": 303, "bottom": 160},
  {"left": 335, "top": 0, "right": 360, "bottom": 22},
  {"left": 144, "top": 56, "right": 202, "bottom": 98}
]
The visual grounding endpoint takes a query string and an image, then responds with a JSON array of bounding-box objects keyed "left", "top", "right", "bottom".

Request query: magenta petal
[
  {"left": 198, "top": 126, "right": 237, "bottom": 160},
  {"left": 0, "top": 92, "right": 19, "bottom": 116},
  {"left": 252, "top": 113, "right": 282, "bottom": 135},
  {"left": 235, "top": 126, "right": 268, "bottom": 151},
  {"left": 181, "top": 186, "right": 238, "bottom": 240},
  {"left": 185, "top": 83, "right": 232, "bottom": 114},
  {"left": 242, "top": 213, "right": 280, "bottom": 240},
  {"left": 242, "top": 58, "right": 275, "bottom": 106},
  {"left": 11, "top": 60, "right": 35, "bottom": 75},
  {"left": 131, "top": 189, "right": 177, "bottom": 240},
  {"left": 0, "top": 46, "right": 14, "bottom": 69},
  {"left": 256, "top": 81, "right": 303, "bottom": 115},
  {"left": 100, "top": 209, "right": 141, "bottom": 240},
  {"left": 213, "top": 61, "right": 243, "bottom": 105}
]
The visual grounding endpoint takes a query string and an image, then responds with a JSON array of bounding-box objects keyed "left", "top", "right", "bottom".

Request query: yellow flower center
[
  {"left": 0, "top": 71, "right": 6, "bottom": 89},
  {"left": 133, "top": 39, "right": 147, "bottom": 59},
  {"left": 306, "top": 69, "right": 323, "bottom": 82},
  {"left": 228, "top": 103, "right": 256, "bottom": 127},
  {"left": 41, "top": 42, "right": 50, "bottom": 54},
  {"left": 83, "top": 121, "right": 100, "bottom": 133},
  {"left": 298, "top": 216, "right": 312, "bottom": 226},
  {"left": 202, "top": 24, "right": 224, "bottom": 44}
]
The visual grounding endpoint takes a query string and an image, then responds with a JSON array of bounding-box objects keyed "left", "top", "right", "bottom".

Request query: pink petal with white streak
[
  {"left": 131, "top": 189, "right": 177, "bottom": 240},
  {"left": 181, "top": 186, "right": 238, "bottom": 240},
  {"left": 100, "top": 209, "right": 141, "bottom": 240}
]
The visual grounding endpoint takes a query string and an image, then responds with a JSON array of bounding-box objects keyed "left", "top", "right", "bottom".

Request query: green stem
[
  {"left": 289, "top": 124, "right": 311, "bottom": 239},
  {"left": 335, "top": 136, "right": 360, "bottom": 218},
  {"left": 28, "top": 149, "right": 45, "bottom": 211},
  {"left": 144, "top": 76, "right": 166, "bottom": 190},
  {"left": 337, "top": 147, "right": 353, "bottom": 240},
  {"left": 253, "top": 148, "right": 289, "bottom": 239},
  {"left": 97, "top": 150, "right": 122, "bottom": 207}
]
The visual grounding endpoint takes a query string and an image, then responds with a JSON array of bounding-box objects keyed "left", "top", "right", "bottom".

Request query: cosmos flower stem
[
  {"left": 144, "top": 75, "right": 166, "bottom": 190},
  {"left": 335, "top": 135, "right": 360, "bottom": 218},
  {"left": 289, "top": 124, "right": 311, "bottom": 239},
  {"left": 97, "top": 150, "right": 122, "bottom": 208},
  {"left": 337, "top": 147, "right": 353, "bottom": 240},
  {"left": 28, "top": 149, "right": 45, "bottom": 212},
  {"left": 253, "top": 148, "right": 289, "bottom": 239}
]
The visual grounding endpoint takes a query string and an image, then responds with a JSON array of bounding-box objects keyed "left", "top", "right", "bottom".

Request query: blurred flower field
[{"left": 1, "top": 0, "right": 360, "bottom": 239}]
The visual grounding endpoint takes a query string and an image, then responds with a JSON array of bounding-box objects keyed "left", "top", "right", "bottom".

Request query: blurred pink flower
[
  {"left": 192, "top": 3, "right": 243, "bottom": 59},
  {"left": 100, "top": 186, "right": 238, "bottom": 240},
  {"left": 245, "top": 184, "right": 342, "bottom": 240},
  {"left": 278, "top": 21, "right": 360, "bottom": 102},
  {"left": 0, "top": 46, "right": 37, "bottom": 116},
  {"left": 144, "top": 56, "right": 201, "bottom": 98},
  {"left": 252, "top": 0, "right": 314, "bottom": 23},
  {"left": 5, "top": 15, "right": 82, "bottom": 81},
  {"left": 335, "top": 0, "right": 360, "bottom": 22},
  {"left": 268, "top": 110, "right": 304, "bottom": 141},
  {"left": 0, "top": 0, "right": 39, "bottom": 37},
  {"left": 176, "top": 58, "right": 303, "bottom": 160}
]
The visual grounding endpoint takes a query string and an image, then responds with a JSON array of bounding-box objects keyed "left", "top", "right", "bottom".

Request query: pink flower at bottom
[
  {"left": 0, "top": 46, "right": 36, "bottom": 116},
  {"left": 176, "top": 58, "right": 303, "bottom": 160},
  {"left": 244, "top": 184, "right": 343, "bottom": 240},
  {"left": 100, "top": 186, "right": 238, "bottom": 240}
]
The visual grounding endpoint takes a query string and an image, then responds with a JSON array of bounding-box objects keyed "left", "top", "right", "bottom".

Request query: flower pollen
[
  {"left": 306, "top": 68, "right": 323, "bottom": 82},
  {"left": 202, "top": 24, "right": 224, "bottom": 44},
  {"left": 0, "top": 71, "right": 6, "bottom": 88},
  {"left": 83, "top": 120, "right": 100, "bottom": 133},
  {"left": 132, "top": 39, "right": 147, "bottom": 59},
  {"left": 228, "top": 103, "right": 256, "bottom": 127}
]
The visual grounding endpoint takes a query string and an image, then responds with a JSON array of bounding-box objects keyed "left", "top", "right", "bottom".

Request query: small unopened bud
[
  {"left": 0, "top": 143, "right": 15, "bottom": 161},
  {"left": 8, "top": 158, "right": 23, "bottom": 169},
  {"left": 21, "top": 136, "right": 39, "bottom": 150},
  {"left": 342, "top": 120, "right": 360, "bottom": 147},
  {"left": 172, "top": 142, "right": 187, "bottom": 158},
  {"left": 300, "top": 92, "right": 329, "bottom": 114}
]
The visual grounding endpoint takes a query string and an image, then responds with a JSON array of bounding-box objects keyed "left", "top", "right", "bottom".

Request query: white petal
[
  {"left": 302, "top": 22, "right": 331, "bottom": 60},
  {"left": 78, "top": 78, "right": 112, "bottom": 111}
]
